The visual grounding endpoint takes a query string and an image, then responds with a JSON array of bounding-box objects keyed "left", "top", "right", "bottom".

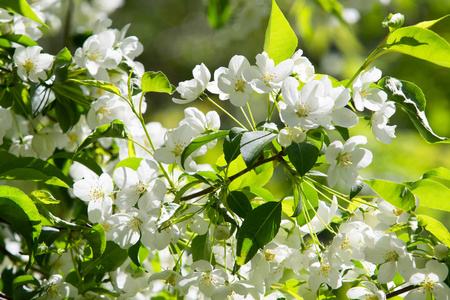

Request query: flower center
[
  {"left": 127, "top": 216, "right": 142, "bottom": 230},
  {"left": 86, "top": 50, "right": 103, "bottom": 62},
  {"left": 341, "top": 238, "right": 351, "bottom": 249},
  {"left": 89, "top": 187, "right": 105, "bottom": 202},
  {"left": 47, "top": 284, "right": 61, "bottom": 297},
  {"left": 165, "top": 273, "right": 176, "bottom": 286},
  {"left": 420, "top": 277, "right": 436, "bottom": 293},
  {"left": 265, "top": 251, "right": 276, "bottom": 262},
  {"left": 383, "top": 249, "right": 398, "bottom": 262},
  {"left": 318, "top": 265, "right": 331, "bottom": 278},
  {"left": 135, "top": 181, "right": 148, "bottom": 196},
  {"left": 97, "top": 106, "right": 110, "bottom": 116},
  {"left": 234, "top": 78, "right": 246, "bottom": 92},
  {"left": 337, "top": 153, "right": 352, "bottom": 168},
  {"left": 24, "top": 59, "right": 35, "bottom": 73},
  {"left": 296, "top": 103, "right": 311, "bottom": 117},
  {"left": 200, "top": 272, "right": 216, "bottom": 287},
  {"left": 262, "top": 71, "right": 276, "bottom": 85},
  {"left": 172, "top": 141, "right": 188, "bottom": 156},
  {"left": 393, "top": 208, "right": 404, "bottom": 216}
]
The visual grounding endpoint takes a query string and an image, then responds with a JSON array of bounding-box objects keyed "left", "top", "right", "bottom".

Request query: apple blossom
[{"left": 13, "top": 46, "right": 54, "bottom": 83}]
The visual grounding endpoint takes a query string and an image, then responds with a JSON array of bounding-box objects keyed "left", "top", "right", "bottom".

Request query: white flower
[
  {"left": 279, "top": 77, "right": 334, "bottom": 129},
  {"left": 299, "top": 199, "right": 338, "bottom": 235},
  {"left": 74, "top": 30, "right": 122, "bottom": 81},
  {"left": 364, "top": 235, "right": 414, "bottom": 283},
  {"left": 0, "top": 107, "right": 12, "bottom": 145},
  {"left": 325, "top": 135, "right": 373, "bottom": 187},
  {"left": 172, "top": 63, "right": 210, "bottom": 104},
  {"left": 86, "top": 94, "right": 128, "bottom": 129},
  {"left": 72, "top": 173, "right": 114, "bottom": 223},
  {"left": 178, "top": 260, "right": 227, "bottom": 298},
  {"left": 211, "top": 55, "right": 254, "bottom": 106},
  {"left": 371, "top": 101, "right": 397, "bottom": 144},
  {"left": 38, "top": 274, "right": 78, "bottom": 300},
  {"left": 291, "top": 49, "right": 315, "bottom": 83},
  {"left": 180, "top": 107, "right": 221, "bottom": 136},
  {"left": 242, "top": 52, "right": 293, "bottom": 94},
  {"left": 113, "top": 159, "right": 166, "bottom": 211},
  {"left": 107, "top": 208, "right": 145, "bottom": 249},
  {"left": 376, "top": 198, "right": 409, "bottom": 226},
  {"left": 434, "top": 244, "right": 449, "bottom": 260},
  {"left": 308, "top": 259, "right": 342, "bottom": 292},
  {"left": 352, "top": 67, "right": 387, "bottom": 111},
  {"left": 347, "top": 281, "right": 386, "bottom": 300},
  {"left": 405, "top": 260, "right": 450, "bottom": 300},
  {"left": 13, "top": 46, "right": 54, "bottom": 83},
  {"left": 277, "top": 126, "right": 306, "bottom": 147}
]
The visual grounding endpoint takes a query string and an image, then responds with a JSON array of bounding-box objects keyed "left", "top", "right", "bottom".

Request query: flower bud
[
  {"left": 382, "top": 13, "right": 405, "bottom": 32},
  {"left": 277, "top": 128, "right": 293, "bottom": 148},
  {"left": 214, "top": 225, "right": 230, "bottom": 240},
  {"left": 434, "top": 243, "right": 449, "bottom": 259}
]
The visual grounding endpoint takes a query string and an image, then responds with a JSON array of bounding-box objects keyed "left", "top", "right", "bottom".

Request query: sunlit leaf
[
  {"left": 0, "top": 34, "right": 38, "bottom": 47},
  {"left": 384, "top": 26, "right": 450, "bottom": 68},
  {"left": 264, "top": 0, "right": 298, "bottom": 65},
  {"left": 76, "top": 120, "right": 129, "bottom": 154},
  {"left": 0, "top": 0, "right": 48, "bottom": 28},
  {"left": 409, "top": 179, "right": 450, "bottom": 212},
  {"left": 418, "top": 214, "right": 450, "bottom": 247},
  {"left": 141, "top": 71, "right": 176, "bottom": 94},
  {"left": 114, "top": 157, "right": 143, "bottom": 171},
  {"left": 364, "top": 179, "right": 416, "bottom": 212},
  {"left": 69, "top": 79, "right": 122, "bottom": 96},
  {"left": 181, "top": 131, "right": 229, "bottom": 168},
  {"left": 414, "top": 14, "right": 450, "bottom": 29}
]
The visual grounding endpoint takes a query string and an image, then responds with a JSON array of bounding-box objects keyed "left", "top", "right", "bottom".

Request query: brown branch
[
  {"left": 179, "top": 152, "right": 283, "bottom": 201},
  {"left": 386, "top": 285, "right": 419, "bottom": 298}
]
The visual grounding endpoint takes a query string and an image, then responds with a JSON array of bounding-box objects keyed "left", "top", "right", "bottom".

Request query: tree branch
[{"left": 386, "top": 284, "right": 418, "bottom": 298}]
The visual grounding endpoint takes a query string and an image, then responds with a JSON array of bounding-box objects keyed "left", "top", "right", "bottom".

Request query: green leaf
[
  {"left": 0, "top": 0, "right": 48, "bottom": 28},
  {"left": 241, "top": 186, "right": 275, "bottom": 203},
  {"left": 379, "top": 77, "right": 448, "bottom": 143},
  {"left": 191, "top": 234, "right": 212, "bottom": 262},
  {"left": 0, "top": 186, "right": 41, "bottom": 268},
  {"left": 314, "top": 0, "right": 345, "bottom": 24},
  {"left": 12, "top": 275, "right": 40, "bottom": 291},
  {"left": 51, "top": 151, "right": 103, "bottom": 176},
  {"left": 364, "top": 179, "right": 416, "bottom": 212},
  {"left": 85, "top": 241, "right": 128, "bottom": 274},
  {"left": 422, "top": 167, "right": 450, "bottom": 181},
  {"left": 235, "top": 201, "right": 282, "bottom": 266},
  {"left": 52, "top": 81, "right": 94, "bottom": 108},
  {"left": 418, "top": 214, "right": 450, "bottom": 248},
  {"left": 30, "top": 190, "right": 60, "bottom": 205},
  {"left": 240, "top": 131, "right": 277, "bottom": 168},
  {"left": 264, "top": 0, "right": 298, "bottom": 65},
  {"left": 76, "top": 120, "right": 129, "bottom": 154},
  {"left": 181, "top": 131, "right": 229, "bottom": 168},
  {"left": 409, "top": 179, "right": 450, "bottom": 212},
  {"left": 127, "top": 240, "right": 150, "bottom": 268},
  {"left": 414, "top": 14, "right": 450, "bottom": 29},
  {"left": 223, "top": 127, "right": 245, "bottom": 164},
  {"left": 30, "top": 83, "right": 53, "bottom": 117},
  {"left": 0, "top": 34, "right": 38, "bottom": 47},
  {"left": 68, "top": 79, "right": 122, "bottom": 97},
  {"left": 0, "top": 157, "right": 72, "bottom": 188},
  {"left": 285, "top": 142, "right": 319, "bottom": 177},
  {"left": 114, "top": 157, "right": 143, "bottom": 171},
  {"left": 384, "top": 26, "right": 450, "bottom": 68},
  {"left": 227, "top": 191, "right": 253, "bottom": 218},
  {"left": 53, "top": 95, "right": 83, "bottom": 133},
  {"left": 83, "top": 223, "right": 106, "bottom": 259},
  {"left": 141, "top": 71, "right": 176, "bottom": 94}
]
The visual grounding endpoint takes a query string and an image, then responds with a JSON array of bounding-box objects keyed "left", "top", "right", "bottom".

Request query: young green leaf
[
  {"left": 69, "top": 79, "right": 122, "bottom": 97},
  {"left": 114, "top": 157, "right": 143, "bottom": 171},
  {"left": 227, "top": 191, "right": 253, "bottom": 218},
  {"left": 363, "top": 179, "right": 416, "bottom": 212},
  {"left": 0, "top": 34, "right": 38, "bottom": 47},
  {"left": 264, "top": 0, "right": 298, "bottom": 65},
  {"left": 30, "top": 190, "right": 60, "bottom": 205},
  {"left": 240, "top": 186, "right": 275, "bottom": 203},
  {"left": 384, "top": 26, "right": 450, "bottom": 68},
  {"left": 181, "top": 131, "right": 229, "bottom": 168},
  {"left": 76, "top": 120, "right": 129, "bottom": 154},
  {"left": 418, "top": 214, "right": 450, "bottom": 247},
  {"left": 0, "top": 186, "right": 42, "bottom": 268},
  {"left": 141, "top": 71, "right": 176, "bottom": 94},
  {"left": 0, "top": 0, "right": 48, "bottom": 28},
  {"left": 379, "top": 76, "right": 448, "bottom": 143},
  {"left": 414, "top": 14, "right": 450, "bottom": 30},
  {"left": 421, "top": 167, "right": 450, "bottom": 181},
  {"left": 409, "top": 179, "right": 450, "bottom": 212},
  {"left": 285, "top": 142, "right": 319, "bottom": 177},
  {"left": 240, "top": 131, "right": 277, "bottom": 168},
  {"left": 235, "top": 201, "right": 282, "bottom": 266}
]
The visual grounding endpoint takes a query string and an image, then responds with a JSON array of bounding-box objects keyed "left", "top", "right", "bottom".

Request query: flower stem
[{"left": 203, "top": 94, "right": 248, "bottom": 130}]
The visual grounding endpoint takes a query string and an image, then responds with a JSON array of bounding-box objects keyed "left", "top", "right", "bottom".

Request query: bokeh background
[{"left": 40, "top": 0, "right": 450, "bottom": 220}]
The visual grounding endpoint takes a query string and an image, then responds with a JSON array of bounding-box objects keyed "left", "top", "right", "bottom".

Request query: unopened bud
[
  {"left": 214, "top": 225, "right": 230, "bottom": 240},
  {"left": 434, "top": 243, "right": 449, "bottom": 259},
  {"left": 382, "top": 13, "right": 405, "bottom": 32}
]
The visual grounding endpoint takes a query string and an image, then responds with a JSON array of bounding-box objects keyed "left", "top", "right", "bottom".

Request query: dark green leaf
[
  {"left": 0, "top": 157, "right": 73, "bottom": 188},
  {"left": 364, "top": 179, "right": 416, "bottom": 212},
  {"left": 85, "top": 241, "right": 128, "bottom": 274},
  {"left": 379, "top": 76, "right": 448, "bottom": 143},
  {"left": 12, "top": 275, "right": 40, "bottom": 291},
  {"left": 51, "top": 151, "right": 103, "bottom": 176},
  {"left": 191, "top": 234, "right": 212, "bottom": 262},
  {"left": 141, "top": 71, "right": 175, "bottom": 94},
  {"left": 68, "top": 79, "right": 122, "bottom": 96},
  {"left": 83, "top": 223, "right": 106, "bottom": 259},
  {"left": 223, "top": 127, "right": 245, "bottom": 164},
  {"left": 227, "top": 191, "right": 252, "bottom": 218},
  {"left": 30, "top": 83, "right": 54, "bottom": 117},
  {"left": 0, "top": 34, "right": 37, "bottom": 46},
  {"left": 350, "top": 181, "right": 364, "bottom": 200},
  {"left": 52, "top": 81, "right": 94, "bottom": 108},
  {"left": 384, "top": 26, "right": 450, "bottom": 68},
  {"left": 334, "top": 126, "right": 349, "bottom": 141},
  {"left": 53, "top": 94, "right": 82, "bottom": 133},
  {"left": 286, "top": 142, "right": 319, "bottom": 177},
  {"left": 207, "top": 0, "right": 231, "bottom": 28},
  {"left": 0, "top": 186, "right": 42, "bottom": 268},
  {"left": 264, "top": 0, "right": 298, "bottom": 65},
  {"left": 409, "top": 179, "right": 450, "bottom": 212},
  {"left": 0, "top": 0, "right": 48, "bottom": 27},
  {"left": 76, "top": 120, "right": 129, "bottom": 154},
  {"left": 240, "top": 131, "right": 277, "bottom": 168},
  {"left": 128, "top": 240, "right": 142, "bottom": 267},
  {"left": 181, "top": 131, "right": 229, "bottom": 168},
  {"left": 235, "top": 201, "right": 282, "bottom": 266},
  {"left": 52, "top": 48, "right": 73, "bottom": 83}
]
